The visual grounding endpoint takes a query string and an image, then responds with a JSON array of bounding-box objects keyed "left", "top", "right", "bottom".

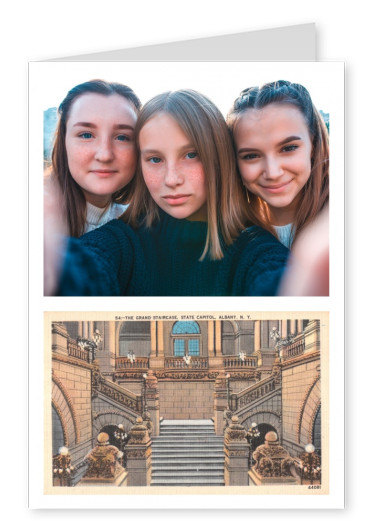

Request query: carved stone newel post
[
  {"left": 125, "top": 417, "right": 152, "bottom": 486},
  {"left": 224, "top": 416, "right": 249, "bottom": 486},
  {"left": 214, "top": 371, "right": 228, "bottom": 435},
  {"left": 144, "top": 370, "right": 160, "bottom": 436}
]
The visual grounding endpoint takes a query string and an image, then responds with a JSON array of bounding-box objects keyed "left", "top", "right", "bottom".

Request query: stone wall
[
  {"left": 281, "top": 353, "right": 321, "bottom": 457},
  {"left": 158, "top": 380, "right": 214, "bottom": 419}
]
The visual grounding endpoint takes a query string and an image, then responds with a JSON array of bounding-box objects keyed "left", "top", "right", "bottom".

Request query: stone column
[
  {"left": 254, "top": 320, "right": 261, "bottom": 351},
  {"left": 215, "top": 321, "right": 222, "bottom": 355},
  {"left": 51, "top": 322, "right": 69, "bottom": 356},
  {"left": 125, "top": 417, "right": 152, "bottom": 486},
  {"left": 150, "top": 321, "right": 157, "bottom": 356},
  {"left": 213, "top": 371, "right": 228, "bottom": 435},
  {"left": 145, "top": 370, "right": 160, "bottom": 436},
  {"left": 209, "top": 320, "right": 223, "bottom": 371},
  {"left": 224, "top": 416, "right": 249, "bottom": 486},
  {"left": 208, "top": 320, "right": 214, "bottom": 356},
  {"left": 150, "top": 321, "right": 164, "bottom": 371}
]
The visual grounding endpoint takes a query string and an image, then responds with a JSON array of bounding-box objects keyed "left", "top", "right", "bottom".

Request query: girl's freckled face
[
  {"left": 65, "top": 93, "right": 137, "bottom": 208},
  {"left": 139, "top": 112, "right": 207, "bottom": 221}
]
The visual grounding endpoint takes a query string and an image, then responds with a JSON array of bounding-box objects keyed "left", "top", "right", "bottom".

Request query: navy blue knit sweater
[{"left": 58, "top": 211, "right": 289, "bottom": 296}]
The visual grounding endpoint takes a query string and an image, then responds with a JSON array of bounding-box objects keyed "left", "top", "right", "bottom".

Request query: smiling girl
[
  {"left": 50, "top": 89, "right": 289, "bottom": 296},
  {"left": 227, "top": 80, "right": 329, "bottom": 248},
  {"left": 50, "top": 79, "right": 141, "bottom": 237}
]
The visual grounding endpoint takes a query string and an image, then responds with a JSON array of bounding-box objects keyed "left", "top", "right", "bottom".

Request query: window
[{"left": 172, "top": 321, "right": 201, "bottom": 357}]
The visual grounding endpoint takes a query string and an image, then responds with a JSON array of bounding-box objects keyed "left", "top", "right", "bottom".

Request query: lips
[
  {"left": 260, "top": 180, "right": 293, "bottom": 193},
  {"left": 163, "top": 194, "right": 191, "bottom": 205},
  {"left": 91, "top": 169, "right": 118, "bottom": 178}
]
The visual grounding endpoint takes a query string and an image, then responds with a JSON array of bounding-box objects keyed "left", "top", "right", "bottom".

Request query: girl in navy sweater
[{"left": 49, "top": 89, "right": 289, "bottom": 296}]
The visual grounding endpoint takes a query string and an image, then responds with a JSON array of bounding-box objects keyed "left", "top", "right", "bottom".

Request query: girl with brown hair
[
  {"left": 49, "top": 89, "right": 288, "bottom": 296},
  {"left": 49, "top": 79, "right": 141, "bottom": 237},
  {"left": 227, "top": 80, "right": 329, "bottom": 249}
]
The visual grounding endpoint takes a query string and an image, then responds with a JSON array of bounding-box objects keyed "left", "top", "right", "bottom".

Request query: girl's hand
[{"left": 279, "top": 207, "right": 329, "bottom": 296}]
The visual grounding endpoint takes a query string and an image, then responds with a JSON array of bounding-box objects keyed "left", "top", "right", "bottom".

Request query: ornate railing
[
  {"left": 223, "top": 357, "right": 257, "bottom": 368},
  {"left": 93, "top": 373, "right": 142, "bottom": 413},
  {"left": 281, "top": 336, "right": 305, "bottom": 360},
  {"left": 115, "top": 357, "right": 149, "bottom": 370},
  {"left": 232, "top": 374, "right": 279, "bottom": 411},
  {"left": 68, "top": 338, "right": 89, "bottom": 362},
  {"left": 164, "top": 357, "right": 208, "bottom": 370}
]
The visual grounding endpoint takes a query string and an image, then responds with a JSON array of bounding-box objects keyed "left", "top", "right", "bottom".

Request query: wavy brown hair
[
  {"left": 122, "top": 89, "right": 253, "bottom": 260},
  {"left": 227, "top": 80, "right": 329, "bottom": 246},
  {"left": 51, "top": 79, "right": 141, "bottom": 237}
]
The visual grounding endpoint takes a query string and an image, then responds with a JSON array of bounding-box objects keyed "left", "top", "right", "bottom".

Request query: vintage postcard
[{"left": 40, "top": 311, "right": 333, "bottom": 507}]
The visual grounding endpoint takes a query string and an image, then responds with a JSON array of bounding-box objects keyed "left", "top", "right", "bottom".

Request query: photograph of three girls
[{"left": 44, "top": 78, "right": 329, "bottom": 296}]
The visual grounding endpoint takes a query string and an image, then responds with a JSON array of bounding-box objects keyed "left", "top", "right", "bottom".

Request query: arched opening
[
  {"left": 255, "top": 423, "right": 278, "bottom": 449},
  {"left": 99, "top": 425, "right": 121, "bottom": 449},
  {"left": 172, "top": 321, "right": 201, "bottom": 357},
  {"left": 52, "top": 405, "right": 65, "bottom": 455},
  {"left": 312, "top": 406, "right": 321, "bottom": 456}
]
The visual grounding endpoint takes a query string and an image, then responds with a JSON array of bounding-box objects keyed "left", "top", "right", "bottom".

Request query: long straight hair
[
  {"left": 227, "top": 80, "right": 329, "bottom": 245},
  {"left": 51, "top": 79, "right": 141, "bottom": 237},
  {"left": 123, "top": 89, "right": 252, "bottom": 260}
]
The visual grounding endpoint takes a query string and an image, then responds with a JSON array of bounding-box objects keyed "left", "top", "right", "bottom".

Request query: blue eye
[
  {"left": 116, "top": 134, "right": 130, "bottom": 142},
  {"left": 79, "top": 132, "right": 93, "bottom": 139},
  {"left": 149, "top": 156, "right": 162, "bottom": 164},
  {"left": 186, "top": 152, "right": 197, "bottom": 159},
  {"left": 282, "top": 144, "right": 298, "bottom": 152}
]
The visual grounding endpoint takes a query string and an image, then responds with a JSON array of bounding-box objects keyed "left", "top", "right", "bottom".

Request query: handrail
[
  {"left": 232, "top": 374, "right": 279, "bottom": 411},
  {"left": 94, "top": 375, "right": 142, "bottom": 413}
]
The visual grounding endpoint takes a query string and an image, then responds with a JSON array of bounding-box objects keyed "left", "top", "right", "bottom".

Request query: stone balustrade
[
  {"left": 223, "top": 357, "right": 257, "bottom": 368},
  {"left": 68, "top": 338, "right": 90, "bottom": 362},
  {"left": 234, "top": 375, "right": 278, "bottom": 411},
  {"left": 164, "top": 357, "right": 208, "bottom": 369},
  {"left": 115, "top": 357, "right": 149, "bottom": 370}
]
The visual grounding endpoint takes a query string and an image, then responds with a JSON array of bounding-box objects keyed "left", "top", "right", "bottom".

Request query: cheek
[
  {"left": 119, "top": 148, "right": 137, "bottom": 174},
  {"left": 142, "top": 164, "right": 163, "bottom": 194},
  {"left": 66, "top": 142, "right": 91, "bottom": 172},
  {"left": 238, "top": 162, "right": 258, "bottom": 185},
  {"left": 182, "top": 163, "right": 206, "bottom": 188}
]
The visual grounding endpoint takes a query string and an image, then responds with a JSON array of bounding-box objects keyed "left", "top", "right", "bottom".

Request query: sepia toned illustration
[{"left": 47, "top": 313, "right": 327, "bottom": 493}]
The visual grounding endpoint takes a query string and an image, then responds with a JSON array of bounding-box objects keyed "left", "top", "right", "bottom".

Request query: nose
[
  {"left": 164, "top": 161, "right": 183, "bottom": 187},
  {"left": 264, "top": 156, "right": 284, "bottom": 180},
  {"left": 94, "top": 137, "right": 114, "bottom": 162}
]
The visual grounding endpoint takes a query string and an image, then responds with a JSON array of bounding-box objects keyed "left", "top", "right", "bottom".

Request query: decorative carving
[
  {"left": 252, "top": 432, "right": 296, "bottom": 478},
  {"left": 83, "top": 432, "right": 124, "bottom": 479},
  {"left": 145, "top": 370, "right": 158, "bottom": 389},
  {"left": 127, "top": 417, "right": 150, "bottom": 445},
  {"left": 225, "top": 416, "right": 247, "bottom": 443}
]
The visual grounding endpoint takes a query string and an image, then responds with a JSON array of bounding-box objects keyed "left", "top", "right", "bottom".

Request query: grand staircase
[{"left": 151, "top": 419, "right": 225, "bottom": 486}]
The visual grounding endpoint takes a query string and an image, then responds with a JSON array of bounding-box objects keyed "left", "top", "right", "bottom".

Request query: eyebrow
[
  {"left": 72, "top": 121, "right": 134, "bottom": 130},
  {"left": 237, "top": 135, "right": 302, "bottom": 154},
  {"left": 141, "top": 144, "right": 195, "bottom": 155}
]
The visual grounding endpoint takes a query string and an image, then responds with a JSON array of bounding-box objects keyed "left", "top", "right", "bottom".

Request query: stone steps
[{"left": 151, "top": 420, "right": 224, "bottom": 487}]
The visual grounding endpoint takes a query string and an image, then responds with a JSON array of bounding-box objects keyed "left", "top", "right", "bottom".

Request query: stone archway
[
  {"left": 242, "top": 411, "right": 281, "bottom": 446},
  {"left": 298, "top": 377, "right": 321, "bottom": 446},
  {"left": 51, "top": 375, "right": 78, "bottom": 449},
  {"left": 92, "top": 410, "right": 136, "bottom": 442}
]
